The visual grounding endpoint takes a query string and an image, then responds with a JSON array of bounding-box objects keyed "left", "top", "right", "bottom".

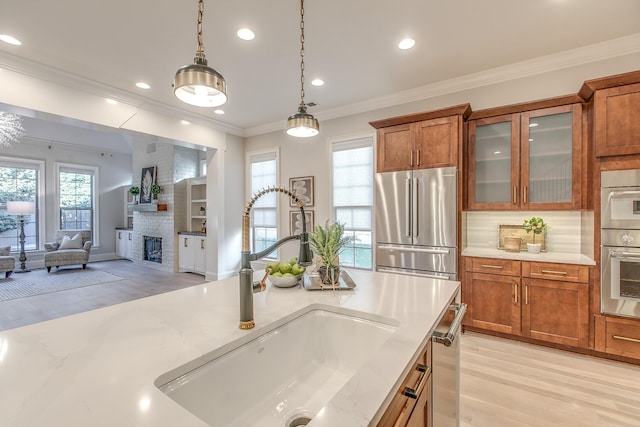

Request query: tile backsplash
[{"left": 465, "top": 211, "right": 593, "bottom": 256}]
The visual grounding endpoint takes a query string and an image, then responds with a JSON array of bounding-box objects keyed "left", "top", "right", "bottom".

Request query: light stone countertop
[
  {"left": 0, "top": 269, "right": 459, "bottom": 427},
  {"left": 462, "top": 247, "right": 596, "bottom": 265}
]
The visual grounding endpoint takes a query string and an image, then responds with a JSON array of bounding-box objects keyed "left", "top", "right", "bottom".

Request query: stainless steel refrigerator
[{"left": 375, "top": 167, "right": 457, "bottom": 279}]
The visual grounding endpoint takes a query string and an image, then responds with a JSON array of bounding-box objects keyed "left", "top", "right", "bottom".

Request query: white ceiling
[{"left": 1, "top": 0, "right": 640, "bottom": 136}]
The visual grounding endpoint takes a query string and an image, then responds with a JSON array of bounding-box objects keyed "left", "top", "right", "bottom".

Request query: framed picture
[
  {"left": 290, "top": 209, "right": 314, "bottom": 235},
  {"left": 289, "top": 176, "right": 314, "bottom": 207},
  {"left": 139, "top": 166, "right": 157, "bottom": 204}
]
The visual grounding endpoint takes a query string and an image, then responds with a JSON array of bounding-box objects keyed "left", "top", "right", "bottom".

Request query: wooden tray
[
  {"left": 498, "top": 224, "right": 546, "bottom": 251},
  {"left": 303, "top": 269, "right": 356, "bottom": 291}
]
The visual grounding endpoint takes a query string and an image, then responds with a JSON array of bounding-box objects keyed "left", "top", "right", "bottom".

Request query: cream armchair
[
  {"left": 0, "top": 245, "right": 16, "bottom": 278},
  {"left": 44, "top": 230, "right": 92, "bottom": 272}
]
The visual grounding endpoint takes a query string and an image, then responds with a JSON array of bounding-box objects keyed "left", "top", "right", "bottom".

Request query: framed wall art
[
  {"left": 139, "top": 166, "right": 157, "bottom": 204},
  {"left": 290, "top": 209, "right": 314, "bottom": 235},
  {"left": 289, "top": 176, "right": 314, "bottom": 207}
]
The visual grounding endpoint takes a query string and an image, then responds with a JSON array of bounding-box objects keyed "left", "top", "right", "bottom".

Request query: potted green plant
[
  {"left": 523, "top": 216, "right": 547, "bottom": 253},
  {"left": 128, "top": 186, "right": 140, "bottom": 204},
  {"left": 149, "top": 183, "right": 162, "bottom": 203},
  {"left": 308, "top": 220, "right": 354, "bottom": 285}
]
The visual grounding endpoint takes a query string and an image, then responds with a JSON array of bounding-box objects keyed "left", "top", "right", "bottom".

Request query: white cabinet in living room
[
  {"left": 178, "top": 233, "right": 206, "bottom": 275},
  {"left": 115, "top": 229, "right": 133, "bottom": 260}
]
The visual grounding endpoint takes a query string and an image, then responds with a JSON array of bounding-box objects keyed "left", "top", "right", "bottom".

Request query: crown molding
[{"left": 244, "top": 32, "right": 640, "bottom": 137}]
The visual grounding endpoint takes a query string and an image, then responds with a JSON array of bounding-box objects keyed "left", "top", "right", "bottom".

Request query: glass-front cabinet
[{"left": 468, "top": 104, "right": 582, "bottom": 210}]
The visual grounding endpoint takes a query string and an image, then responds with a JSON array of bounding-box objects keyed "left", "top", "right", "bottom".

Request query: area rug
[{"left": 0, "top": 268, "right": 124, "bottom": 301}]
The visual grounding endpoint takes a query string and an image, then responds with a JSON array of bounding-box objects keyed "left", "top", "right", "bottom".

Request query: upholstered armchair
[
  {"left": 0, "top": 245, "right": 16, "bottom": 278},
  {"left": 44, "top": 230, "right": 92, "bottom": 272}
]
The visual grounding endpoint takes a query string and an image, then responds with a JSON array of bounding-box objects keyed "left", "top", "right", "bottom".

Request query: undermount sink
[{"left": 155, "top": 306, "right": 397, "bottom": 427}]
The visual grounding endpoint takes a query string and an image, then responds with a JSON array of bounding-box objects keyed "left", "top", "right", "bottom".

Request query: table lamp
[{"left": 7, "top": 201, "right": 35, "bottom": 273}]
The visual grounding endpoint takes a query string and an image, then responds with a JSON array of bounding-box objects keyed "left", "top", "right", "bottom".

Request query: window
[
  {"left": 248, "top": 151, "right": 278, "bottom": 257},
  {"left": 0, "top": 158, "right": 43, "bottom": 251},
  {"left": 332, "top": 136, "right": 374, "bottom": 269},
  {"left": 58, "top": 164, "right": 97, "bottom": 238}
]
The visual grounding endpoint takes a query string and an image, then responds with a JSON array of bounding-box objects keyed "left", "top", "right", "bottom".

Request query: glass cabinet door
[
  {"left": 521, "top": 104, "right": 581, "bottom": 209},
  {"left": 468, "top": 115, "right": 520, "bottom": 209}
]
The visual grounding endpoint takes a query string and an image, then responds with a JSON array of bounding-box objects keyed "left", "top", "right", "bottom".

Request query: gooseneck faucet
[{"left": 239, "top": 187, "right": 313, "bottom": 330}]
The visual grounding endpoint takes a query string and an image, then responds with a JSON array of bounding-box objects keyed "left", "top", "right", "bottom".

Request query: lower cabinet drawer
[
  {"left": 522, "top": 261, "right": 589, "bottom": 283},
  {"left": 605, "top": 318, "right": 640, "bottom": 359},
  {"left": 467, "top": 257, "right": 521, "bottom": 276}
]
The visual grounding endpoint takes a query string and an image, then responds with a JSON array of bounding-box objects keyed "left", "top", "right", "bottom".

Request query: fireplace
[{"left": 144, "top": 236, "right": 162, "bottom": 264}]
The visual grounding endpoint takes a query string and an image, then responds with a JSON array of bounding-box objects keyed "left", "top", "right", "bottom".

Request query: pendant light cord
[
  {"left": 298, "top": 0, "right": 306, "bottom": 111},
  {"left": 195, "top": 0, "right": 207, "bottom": 65}
]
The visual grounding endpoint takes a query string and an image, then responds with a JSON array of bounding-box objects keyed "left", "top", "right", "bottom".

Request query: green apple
[
  {"left": 291, "top": 264, "right": 306, "bottom": 275},
  {"left": 279, "top": 261, "right": 292, "bottom": 274},
  {"left": 283, "top": 272, "right": 295, "bottom": 277},
  {"left": 272, "top": 271, "right": 283, "bottom": 277},
  {"left": 289, "top": 257, "right": 298, "bottom": 266},
  {"left": 266, "top": 261, "right": 279, "bottom": 274}
]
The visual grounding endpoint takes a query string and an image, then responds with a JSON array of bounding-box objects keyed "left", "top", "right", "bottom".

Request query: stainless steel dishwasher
[{"left": 431, "top": 300, "right": 467, "bottom": 427}]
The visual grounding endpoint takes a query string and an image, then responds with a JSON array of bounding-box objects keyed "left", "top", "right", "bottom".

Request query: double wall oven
[{"left": 601, "top": 170, "right": 640, "bottom": 318}]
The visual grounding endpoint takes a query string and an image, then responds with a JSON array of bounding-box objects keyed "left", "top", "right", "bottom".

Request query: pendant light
[
  {"left": 173, "top": 0, "right": 227, "bottom": 108},
  {"left": 286, "top": 0, "right": 319, "bottom": 138}
]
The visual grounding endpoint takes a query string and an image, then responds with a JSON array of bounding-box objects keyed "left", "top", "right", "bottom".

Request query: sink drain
[{"left": 286, "top": 414, "right": 312, "bottom": 427}]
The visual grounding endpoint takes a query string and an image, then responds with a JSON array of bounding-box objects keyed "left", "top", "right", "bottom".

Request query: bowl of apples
[{"left": 265, "top": 258, "right": 306, "bottom": 288}]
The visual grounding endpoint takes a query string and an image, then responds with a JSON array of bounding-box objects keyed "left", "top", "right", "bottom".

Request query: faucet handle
[{"left": 257, "top": 267, "right": 271, "bottom": 292}]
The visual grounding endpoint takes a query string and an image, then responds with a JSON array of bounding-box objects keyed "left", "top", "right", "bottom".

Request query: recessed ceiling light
[
  {"left": 214, "top": 109, "right": 225, "bottom": 115},
  {"left": 529, "top": 123, "right": 539, "bottom": 127},
  {"left": 311, "top": 79, "right": 324, "bottom": 86},
  {"left": 136, "top": 82, "right": 151, "bottom": 90},
  {"left": 0, "top": 34, "right": 22, "bottom": 46},
  {"left": 494, "top": 151, "right": 501, "bottom": 155},
  {"left": 398, "top": 38, "right": 415, "bottom": 50},
  {"left": 181, "top": 120, "right": 190, "bottom": 125},
  {"left": 237, "top": 28, "right": 255, "bottom": 41},
  {"left": 105, "top": 99, "right": 118, "bottom": 105}
]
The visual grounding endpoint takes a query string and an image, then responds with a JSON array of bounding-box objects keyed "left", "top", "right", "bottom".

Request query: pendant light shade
[
  {"left": 286, "top": 0, "right": 319, "bottom": 138},
  {"left": 174, "top": 0, "right": 227, "bottom": 108}
]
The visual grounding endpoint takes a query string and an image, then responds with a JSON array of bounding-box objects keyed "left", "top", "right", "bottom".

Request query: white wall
[{"left": 245, "top": 53, "right": 640, "bottom": 262}]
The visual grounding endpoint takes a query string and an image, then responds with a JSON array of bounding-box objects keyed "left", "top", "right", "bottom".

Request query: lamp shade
[
  {"left": 173, "top": 63, "right": 228, "bottom": 107},
  {"left": 7, "top": 201, "right": 35, "bottom": 215}
]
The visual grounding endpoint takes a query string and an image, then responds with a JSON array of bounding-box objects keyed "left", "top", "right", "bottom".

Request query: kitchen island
[{"left": 0, "top": 269, "right": 459, "bottom": 426}]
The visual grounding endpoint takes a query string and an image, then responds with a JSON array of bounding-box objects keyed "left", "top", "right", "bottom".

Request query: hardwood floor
[
  {"left": 3, "top": 264, "right": 639, "bottom": 426},
  {"left": 0, "top": 260, "right": 206, "bottom": 331},
  {"left": 460, "top": 332, "right": 640, "bottom": 427}
]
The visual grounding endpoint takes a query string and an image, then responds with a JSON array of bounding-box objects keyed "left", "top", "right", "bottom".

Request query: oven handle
[
  {"left": 611, "top": 251, "right": 640, "bottom": 259},
  {"left": 609, "top": 190, "right": 640, "bottom": 198}
]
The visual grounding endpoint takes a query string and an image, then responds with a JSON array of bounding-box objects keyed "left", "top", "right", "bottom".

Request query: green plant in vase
[
  {"left": 523, "top": 216, "right": 547, "bottom": 253},
  {"left": 129, "top": 186, "right": 140, "bottom": 204},
  {"left": 149, "top": 183, "right": 162, "bottom": 202},
  {"left": 308, "top": 220, "right": 354, "bottom": 286}
]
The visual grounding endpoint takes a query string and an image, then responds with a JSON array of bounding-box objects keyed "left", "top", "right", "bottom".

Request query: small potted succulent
[
  {"left": 308, "top": 220, "right": 353, "bottom": 285},
  {"left": 128, "top": 186, "right": 140, "bottom": 204},
  {"left": 523, "top": 216, "right": 547, "bottom": 253}
]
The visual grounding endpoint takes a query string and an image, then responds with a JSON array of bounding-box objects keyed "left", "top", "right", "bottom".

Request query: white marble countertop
[
  {"left": 462, "top": 247, "right": 596, "bottom": 265},
  {"left": 0, "top": 269, "right": 459, "bottom": 427}
]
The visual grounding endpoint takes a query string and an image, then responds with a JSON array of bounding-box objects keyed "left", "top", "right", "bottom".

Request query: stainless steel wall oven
[{"left": 601, "top": 170, "right": 640, "bottom": 318}]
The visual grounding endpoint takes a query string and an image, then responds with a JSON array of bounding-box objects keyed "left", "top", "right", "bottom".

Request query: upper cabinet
[
  {"left": 370, "top": 104, "right": 471, "bottom": 173},
  {"left": 580, "top": 70, "right": 640, "bottom": 158},
  {"left": 467, "top": 99, "right": 584, "bottom": 210}
]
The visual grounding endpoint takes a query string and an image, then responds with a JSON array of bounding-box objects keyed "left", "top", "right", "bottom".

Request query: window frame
[
  {"left": 56, "top": 162, "right": 99, "bottom": 246},
  {"left": 0, "top": 156, "right": 45, "bottom": 251},
  {"left": 245, "top": 148, "right": 280, "bottom": 259},
  {"left": 329, "top": 133, "right": 376, "bottom": 270}
]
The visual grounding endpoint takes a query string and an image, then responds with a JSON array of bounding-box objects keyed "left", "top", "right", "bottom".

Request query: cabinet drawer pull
[
  {"left": 128, "top": 233, "right": 132, "bottom": 241},
  {"left": 525, "top": 285, "right": 529, "bottom": 305},
  {"left": 480, "top": 264, "right": 503, "bottom": 269},
  {"left": 403, "top": 364, "right": 430, "bottom": 400},
  {"left": 612, "top": 335, "right": 640, "bottom": 344},
  {"left": 200, "top": 239, "right": 205, "bottom": 250},
  {"left": 514, "top": 283, "right": 518, "bottom": 304},
  {"left": 410, "top": 150, "right": 414, "bottom": 167},
  {"left": 540, "top": 269, "right": 568, "bottom": 276},
  {"left": 416, "top": 149, "right": 421, "bottom": 167},
  {"left": 523, "top": 185, "right": 528, "bottom": 204},
  {"left": 513, "top": 186, "right": 517, "bottom": 204},
  {"left": 184, "top": 237, "right": 188, "bottom": 247}
]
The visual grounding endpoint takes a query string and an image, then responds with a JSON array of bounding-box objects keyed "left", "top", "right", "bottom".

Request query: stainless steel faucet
[{"left": 239, "top": 187, "right": 313, "bottom": 329}]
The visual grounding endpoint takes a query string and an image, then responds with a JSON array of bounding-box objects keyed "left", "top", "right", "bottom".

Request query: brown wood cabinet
[
  {"left": 595, "top": 315, "right": 640, "bottom": 360},
  {"left": 464, "top": 257, "right": 590, "bottom": 349},
  {"left": 378, "top": 338, "right": 432, "bottom": 427},
  {"left": 370, "top": 104, "right": 471, "bottom": 173},
  {"left": 467, "top": 103, "right": 583, "bottom": 210}
]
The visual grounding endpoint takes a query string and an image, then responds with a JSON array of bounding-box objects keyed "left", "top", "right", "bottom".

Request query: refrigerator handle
[
  {"left": 413, "top": 177, "right": 419, "bottom": 238},
  {"left": 405, "top": 178, "right": 412, "bottom": 237},
  {"left": 432, "top": 303, "right": 467, "bottom": 347}
]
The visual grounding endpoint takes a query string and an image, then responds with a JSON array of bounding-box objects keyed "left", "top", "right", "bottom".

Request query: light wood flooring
[
  {"left": 0, "top": 259, "right": 206, "bottom": 331},
  {"left": 460, "top": 331, "right": 640, "bottom": 427},
  {"left": 2, "top": 262, "right": 639, "bottom": 426}
]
